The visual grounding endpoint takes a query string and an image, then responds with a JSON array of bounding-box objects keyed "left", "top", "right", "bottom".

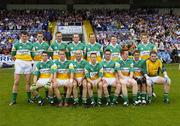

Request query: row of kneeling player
[{"left": 29, "top": 49, "right": 171, "bottom": 107}]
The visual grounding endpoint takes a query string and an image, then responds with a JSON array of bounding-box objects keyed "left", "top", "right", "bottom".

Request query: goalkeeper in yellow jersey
[{"left": 145, "top": 51, "right": 171, "bottom": 104}]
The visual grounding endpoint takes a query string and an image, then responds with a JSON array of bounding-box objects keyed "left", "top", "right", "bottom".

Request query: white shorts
[
  {"left": 103, "top": 78, "right": 116, "bottom": 86},
  {"left": 149, "top": 76, "right": 159, "bottom": 85},
  {"left": 37, "top": 78, "right": 50, "bottom": 86},
  {"left": 91, "top": 79, "right": 99, "bottom": 85},
  {"left": 124, "top": 76, "right": 133, "bottom": 85},
  {"left": 76, "top": 78, "right": 83, "bottom": 83},
  {"left": 57, "top": 79, "right": 70, "bottom": 86},
  {"left": 15, "top": 59, "right": 32, "bottom": 74}
]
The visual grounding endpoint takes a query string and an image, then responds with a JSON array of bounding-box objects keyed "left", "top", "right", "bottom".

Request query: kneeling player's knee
[
  {"left": 82, "top": 83, "right": 87, "bottom": 88},
  {"left": 116, "top": 84, "right": 121, "bottom": 89},
  {"left": 87, "top": 83, "right": 92, "bottom": 89},
  {"left": 52, "top": 83, "right": 58, "bottom": 89},
  {"left": 103, "top": 83, "right": 108, "bottom": 89}
]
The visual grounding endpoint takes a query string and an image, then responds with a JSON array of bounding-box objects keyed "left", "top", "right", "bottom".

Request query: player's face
[
  {"left": 111, "top": 37, "right": 117, "bottom": 45},
  {"left": 42, "top": 53, "right": 48, "bottom": 61},
  {"left": 90, "top": 54, "right": 97, "bottom": 64},
  {"left": 37, "top": 34, "right": 44, "bottom": 42},
  {"left": 105, "top": 51, "right": 111, "bottom": 60},
  {"left": 56, "top": 33, "right": 62, "bottom": 42},
  {"left": 75, "top": 51, "right": 82, "bottom": 60},
  {"left": 134, "top": 53, "right": 140, "bottom": 61},
  {"left": 21, "top": 34, "right": 28, "bottom": 42},
  {"left": 59, "top": 51, "right": 66, "bottom": 61},
  {"left": 89, "top": 35, "right": 96, "bottom": 44},
  {"left": 73, "top": 34, "right": 79, "bottom": 43},
  {"left": 141, "top": 35, "right": 148, "bottom": 44},
  {"left": 122, "top": 51, "right": 129, "bottom": 60},
  {"left": 150, "top": 54, "right": 157, "bottom": 62}
]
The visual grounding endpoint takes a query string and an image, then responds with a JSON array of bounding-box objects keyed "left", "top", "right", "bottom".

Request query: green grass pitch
[{"left": 0, "top": 64, "right": 180, "bottom": 126}]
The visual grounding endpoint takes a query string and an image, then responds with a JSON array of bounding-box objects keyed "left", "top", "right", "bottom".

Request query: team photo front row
[{"left": 9, "top": 49, "right": 171, "bottom": 107}]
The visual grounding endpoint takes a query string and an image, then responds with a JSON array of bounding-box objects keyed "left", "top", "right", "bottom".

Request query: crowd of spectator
[{"left": 0, "top": 8, "right": 179, "bottom": 63}]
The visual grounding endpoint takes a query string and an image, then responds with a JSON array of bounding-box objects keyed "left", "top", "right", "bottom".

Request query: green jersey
[
  {"left": 52, "top": 60, "right": 74, "bottom": 79},
  {"left": 33, "top": 60, "right": 53, "bottom": 78},
  {"left": 105, "top": 43, "right": 122, "bottom": 61},
  {"left": 100, "top": 60, "right": 119, "bottom": 78},
  {"left": 49, "top": 41, "right": 68, "bottom": 60},
  {"left": 85, "top": 62, "right": 103, "bottom": 80},
  {"left": 67, "top": 41, "right": 86, "bottom": 60},
  {"left": 133, "top": 59, "right": 146, "bottom": 78},
  {"left": 86, "top": 43, "right": 103, "bottom": 62},
  {"left": 137, "top": 42, "right": 156, "bottom": 60},
  {"left": 72, "top": 59, "right": 88, "bottom": 78},
  {"left": 117, "top": 58, "right": 134, "bottom": 76},
  {"left": 11, "top": 40, "right": 33, "bottom": 61},
  {"left": 32, "top": 41, "right": 50, "bottom": 61}
]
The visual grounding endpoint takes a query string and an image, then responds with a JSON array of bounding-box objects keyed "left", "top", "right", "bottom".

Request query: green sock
[
  {"left": 82, "top": 98, "right": 87, "bottom": 104},
  {"left": 27, "top": 92, "right": 31, "bottom": 99},
  {"left": 106, "top": 96, "right": 111, "bottom": 103},
  {"left": 65, "top": 97, "right": 70, "bottom": 103},
  {"left": 164, "top": 93, "right": 169, "bottom": 99},
  {"left": 90, "top": 96, "right": 95, "bottom": 103},
  {"left": 112, "top": 95, "right": 118, "bottom": 103},
  {"left": 74, "top": 98, "right": 79, "bottom": 103},
  {"left": 133, "top": 94, "right": 137, "bottom": 102},
  {"left": 97, "top": 97, "right": 102, "bottom": 103},
  {"left": 48, "top": 96, "right": 54, "bottom": 103},
  {"left": 12, "top": 92, "right": 17, "bottom": 102},
  {"left": 123, "top": 96, "right": 128, "bottom": 102},
  {"left": 141, "top": 92, "right": 146, "bottom": 100},
  {"left": 148, "top": 95, "right": 152, "bottom": 101},
  {"left": 57, "top": 98, "right": 62, "bottom": 103},
  {"left": 137, "top": 91, "right": 141, "bottom": 100}
]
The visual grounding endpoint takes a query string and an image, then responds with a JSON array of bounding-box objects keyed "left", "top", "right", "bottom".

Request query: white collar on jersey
[
  {"left": 19, "top": 39, "right": 29, "bottom": 44},
  {"left": 89, "top": 42, "right": 96, "bottom": 46},
  {"left": 59, "top": 59, "right": 66, "bottom": 63},
  {"left": 73, "top": 41, "right": 81, "bottom": 45},
  {"left": 90, "top": 61, "right": 97, "bottom": 66},
  {"left": 110, "top": 43, "right": 118, "bottom": 47},
  {"left": 41, "top": 59, "right": 50, "bottom": 63},
  {"left": 55, "top": 40, "right": 63, "bottom": 44},
  {"left": 75, "top": 58, "right": 83, "bottom": 63}
]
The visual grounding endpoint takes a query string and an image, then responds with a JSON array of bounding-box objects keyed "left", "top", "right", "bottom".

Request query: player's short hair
[
  {"left": 121, "top": 49, "right": 129, "bottom": 55},
  {"left": 36, "top": 31, "right": 44, "bottom": 35},
  {"left": 21, "top": 31, "right": 29, "bottom": 36},
  {"left": 58, "top": 50, "right": 66, "bottom": 54},
  {"left": 89, "top": 33, "right": 96, "bottom": 38},
  {"left": 73, "top": 33, "right": 79, "bottom": 37},
  {"left": 42, "top": 51, "right": 48, "bottom": 55},
  {"left": 56, "top": 31, "right": 62, "bottom": 35},
  {"left": 90, "top": 52, "right": 97, "bottom": 57},
  {"left": 141, "top": 32, "right": 148, "bottom": 37},
  {"left": 104, "top": 49, "right": 111, "bottom": 53},
  {"left": 150, "top": 50, "right": 157, "bottom": 55},
  {"left": 133, "top": 50, "right": 140, "bottom": 55},
  {"left": 110, "top": 35, "right": 116, "bottom": 39}
]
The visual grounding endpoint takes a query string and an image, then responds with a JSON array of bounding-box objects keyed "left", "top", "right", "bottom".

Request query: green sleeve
[
  {"left": 11, "top": 43, "right": 17, "bottom": 56},
  {"left": 141, "top": 60, "right": 147, "bottom": 75},
  {"left": 129, "top": 61, "right": 134, "bottom": 72},
  {"left": 69, "top": 62, "right": 75, "bottom": 73},
  {"left": 50, "top": 62, "right": 58, "bottom": 73},
  {"left": 85, "top": 65, "right": 90, "bottom": 78},
  {"left": 98, "top": 64, "right": 103, "bottom": 77},
  {"left": 33, "top": 63, "right": 40, "bottom": 76}
]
